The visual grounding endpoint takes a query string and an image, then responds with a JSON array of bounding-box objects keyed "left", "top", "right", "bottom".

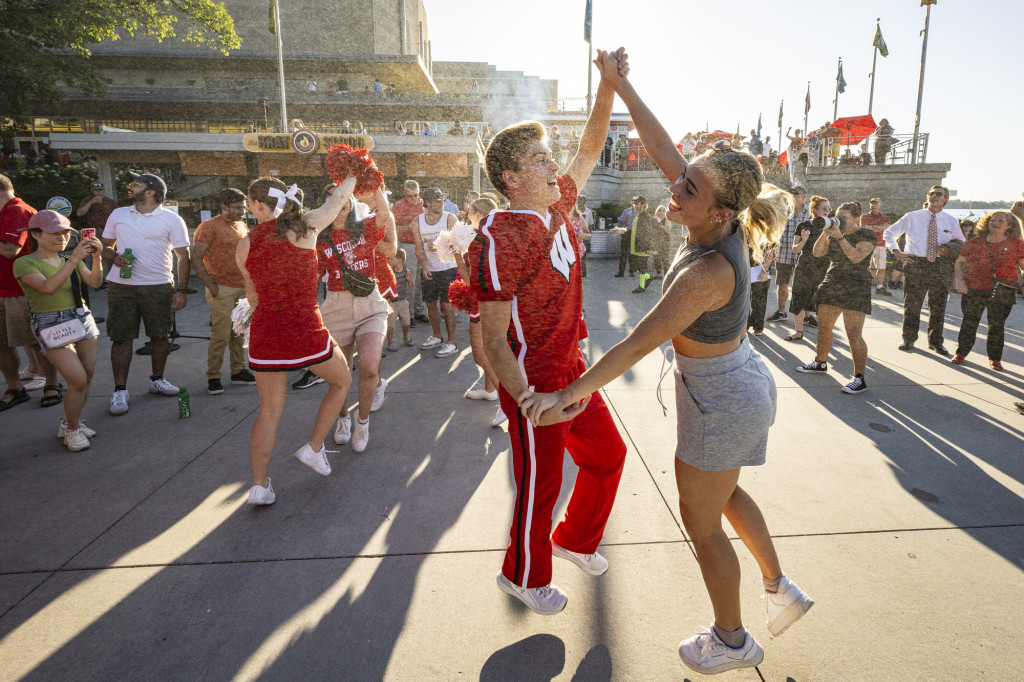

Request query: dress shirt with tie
[{"left": 884, "top": 209, "right": 964, "bottom": 257}]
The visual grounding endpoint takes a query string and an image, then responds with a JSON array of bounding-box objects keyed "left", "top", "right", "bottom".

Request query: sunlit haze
[{"left": 428, "top": 0, "right": 1022, "bottom": 202}]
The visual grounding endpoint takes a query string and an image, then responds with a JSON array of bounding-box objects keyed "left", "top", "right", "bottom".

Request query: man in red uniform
[{"left": 469, "top": 48, "right": 628, "bottom": 616}]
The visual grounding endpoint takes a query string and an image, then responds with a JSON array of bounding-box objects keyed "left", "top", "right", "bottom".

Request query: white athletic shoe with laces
[
  {"left": 58, "top": 418, "right": 96, "bottom": 439},
  {"left": 434, "top": 342, "right": 457, "bottom": 357},
  {"left": 420, "top": 335, "right": 442, "bottom": 349},
  {"left": 352, "top": 418, "right": 369, "bottom": 453},
  {"left": 764, "top": 574, "right": 814, "bottom": 636},
  {"left": 552, "top": 543, "right": 609, "bottom": 576},
  {"left": 149, "top": 377, "right": 180, "bottom": 396},
  {"left": 334, "top": 415, "right": 352, "bottom": 445},
  {"left": 370, "top": 377, "right": 387, "bottom": 412},
  {"left": 491, "top": 407, "right": 508, "bottom": 427},
  {"left": 63, "top": 428, "right": 91, "bottom": 452},
  {"left": 293, "top": 443, "right": 332, "bottom": 476},
  {"left": 678, "top": 625, "right": 764, "bottom": 675},
  {"left": 247, "top": 478, "right": 276, "bottom": 505},
  {"left": 496, "top": 572, "right": 567, "bottom": 616},
  {"left": 466, "top": 387, "right": 498, "bottom": 401},
  {"left": 109, "top": 389, "right": 130, "bottom": 415}
]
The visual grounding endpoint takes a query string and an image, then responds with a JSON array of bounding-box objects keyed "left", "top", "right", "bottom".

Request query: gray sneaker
[
  {"left": 496, "top": 572, "right": 567, "bottom": 616},
  {"left": 434, "top": 342, "right": 457, "bottom": 357},
  {"left": 109, "top": 389, "right": 129, "bottom": 415}
]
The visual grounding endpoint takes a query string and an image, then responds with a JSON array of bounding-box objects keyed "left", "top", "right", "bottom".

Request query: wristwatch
[{"left": 174, "top": 288, "right": 188, "bottom": 294}]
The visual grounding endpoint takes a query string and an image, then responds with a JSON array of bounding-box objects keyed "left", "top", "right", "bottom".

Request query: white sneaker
[
  {"left": 552, "top": 543, "right": 609, "bottom": 576},
  {"left": 679, "top": 626, "right": 763, "bottom": 675},
  {"left": 764, "top": 574, "right": 814, "bottom": 636},
  {"left": 466, "top": 387, "right": 498, "bottom": 401},
  {"left": 434, "top": 342, "right": 457, "bottom": 357},
  {"left": 149, "top": 377, "right": 180, "bottom": 396},
  {"left": 496, "top": 572, "right": 567, "bottom": 616},
  {"left": 293, "top": 442, "right": 332, "bottom": 476},
  {"left": 352, "top": 418, "right": 369, "bottom": 453},
  {"left": 18, "top": 367, "right": 38, "bottom": 381},
  {"left": 109, "top": 389, "right": 130, "bottom": 415},
  {"left": 370, "top": 377, "right": 387, "bottom": 412},
  {"left": 247, "top": 478, "right": 276, "bottom": 505},
  {"left": 58, "top": 418, "right": 96, "bottom": 439},
  {"left": 63, "top": 428, "right": 91, "bottom": 452},
  {"left": 333, "top": 415, "right": 352, "bottom": 445},
  {"left": 491, "top": 407, "right": 508, "bottom": 427},
  {"left": 23, "top": 376, "right": 46, "bottom": 391},
  {"left": 420, "top": 335, "right": 442, "bottom": 349}
]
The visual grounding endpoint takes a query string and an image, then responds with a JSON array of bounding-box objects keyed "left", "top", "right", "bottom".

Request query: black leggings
[
  {"left": 956, "top": 288, "right": 1014, "bottom": 360},
  {"left": 748, "top": 280, "right": 771, "bottom": 332}
]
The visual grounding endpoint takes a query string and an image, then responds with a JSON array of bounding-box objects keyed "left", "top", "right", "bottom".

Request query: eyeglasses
[{"left": 927, "top": 191, "right": 944, "bottom": 197}]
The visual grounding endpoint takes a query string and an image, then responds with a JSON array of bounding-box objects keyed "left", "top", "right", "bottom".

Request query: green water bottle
[
  {"left": 178, "top": 386, "right": 191, "bottom": 419},
  {"left": 120, "top": 247, "right": 134, "bottom": 279}
]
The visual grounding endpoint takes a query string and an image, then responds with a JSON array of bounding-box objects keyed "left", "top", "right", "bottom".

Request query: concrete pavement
[{"left": 1, "top": 257, "right": 1022, "bottom": 680}]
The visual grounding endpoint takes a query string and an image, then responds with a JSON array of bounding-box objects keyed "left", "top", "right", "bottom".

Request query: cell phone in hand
[{"left": 81, "top": 228, "right": 96, "bottom": 241}]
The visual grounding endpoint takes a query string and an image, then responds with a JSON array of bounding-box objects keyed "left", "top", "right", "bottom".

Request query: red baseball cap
[{"left": 22, "top": 210, "right": 77, "bottom": 234}]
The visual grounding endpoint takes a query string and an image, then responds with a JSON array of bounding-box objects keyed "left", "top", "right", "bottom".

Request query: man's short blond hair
[{"left": 485, "top": 121, "right": 546, "bottom": 198}]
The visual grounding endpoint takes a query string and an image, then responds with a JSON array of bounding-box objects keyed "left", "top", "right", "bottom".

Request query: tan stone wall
[{"left": 805, "top": 164, "right": 952, "bottom": 216}]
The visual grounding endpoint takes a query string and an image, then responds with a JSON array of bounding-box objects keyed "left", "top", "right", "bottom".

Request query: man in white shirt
[
  {"left": 577, "top": 195, "right": 595, "bottom": 230},
  {"left": 884, "top": 185, "right": 965, "bottom": 355},
  {"left": 99, "top": 173, "right": 191, "bottom": 414}
]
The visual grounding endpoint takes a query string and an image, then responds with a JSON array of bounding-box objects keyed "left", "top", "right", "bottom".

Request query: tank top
[
  {"left": 246, "top": 220, "right": 319, "bottom": 311},
  {"left": 418, "top": 211, "right": 457, "bottom": 273},
  {"left": 661, "top": 222, "right": 750, "bottom": 343}
]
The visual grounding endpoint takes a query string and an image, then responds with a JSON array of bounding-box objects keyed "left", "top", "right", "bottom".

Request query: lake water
[{"left": 945, "top": 208, "right": 1003, "bottom": 221}]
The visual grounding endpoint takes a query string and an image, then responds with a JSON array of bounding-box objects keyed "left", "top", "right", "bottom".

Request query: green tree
[{"left": 0, "top": 0, "right": 241, "bottom": 120}]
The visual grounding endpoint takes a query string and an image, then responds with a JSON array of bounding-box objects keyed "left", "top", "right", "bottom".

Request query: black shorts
[
  {"left": 776, "top": 263, "right": 796, "bottom": 285},
  {"left": 421, "top": 267, "right": 458, "bottom": 303}
]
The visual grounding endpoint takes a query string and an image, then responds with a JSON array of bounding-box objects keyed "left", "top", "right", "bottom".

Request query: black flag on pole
[{"left": 584, "top": 0, "right": 593, "bottom": 43}]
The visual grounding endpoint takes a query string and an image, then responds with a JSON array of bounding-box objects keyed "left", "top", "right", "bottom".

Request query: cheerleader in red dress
[{"left": 236, "top": 175, "right": 357, "bottom": 505}]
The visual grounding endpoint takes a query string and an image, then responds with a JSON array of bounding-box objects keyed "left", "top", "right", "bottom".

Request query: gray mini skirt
[{"left": 674, "top": 337, "right": 777, "bottom": 471}]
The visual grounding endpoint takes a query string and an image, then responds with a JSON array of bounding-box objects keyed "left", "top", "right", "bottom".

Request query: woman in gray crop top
[{"left": 520, "top": 61, "right": 815, "bottom": 674}]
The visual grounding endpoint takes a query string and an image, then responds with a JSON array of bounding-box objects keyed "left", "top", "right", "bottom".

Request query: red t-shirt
[
  {"left": 859, "top": 212, "right": 891, "bottom": 247},
  {"left": 469, "top": 174, "right": 587, "bottom": 391},
  {"left": 0, "top": 198, "right": 36, "bottom": 297},
  {"left": 960, "top": 237, "right": 1024, "bottom": 291},
  {"left": 316, "top": 216, "right": 384, "bottom": 292},
  {"left": 376, "top": 250, "right": 397, "bottom": 300},
  {"left": 391, "top": 198, "right": 425, "bottom": 243}
]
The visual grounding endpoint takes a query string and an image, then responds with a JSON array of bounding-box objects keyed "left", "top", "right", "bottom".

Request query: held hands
[
  {"left": 593, "top": 47, "right": 630, "bottom": 91},
  {"left": 518, "top": 388, "right": 592, "bottom": 427}
]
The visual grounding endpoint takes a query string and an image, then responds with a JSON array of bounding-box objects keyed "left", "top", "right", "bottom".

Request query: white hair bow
[{"left": 267, "top": 184, "right": 301, "bottom": 218}]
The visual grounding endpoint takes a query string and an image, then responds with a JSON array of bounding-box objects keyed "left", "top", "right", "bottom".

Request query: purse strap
[
  {"left": 63, "top": 257, "right": 85, "bottom": 309},
  {"left": 318, "top": 230, "right": 366, "bottom": 283}
]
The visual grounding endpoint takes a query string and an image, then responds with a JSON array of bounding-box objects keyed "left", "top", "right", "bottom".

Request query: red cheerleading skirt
[{"left": 247, "top": 304, "right": 335, "bottom": 372}]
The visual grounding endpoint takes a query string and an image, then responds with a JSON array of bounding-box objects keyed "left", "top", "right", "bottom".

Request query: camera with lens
[{"left": 811, "top": 215, "right": 845, "bottom": 231}]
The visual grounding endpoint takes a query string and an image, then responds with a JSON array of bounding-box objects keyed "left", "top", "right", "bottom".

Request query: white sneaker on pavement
[
  {"left": 293, "top": 442, "right": 332, "bottom": 476},
  {"left": 247, "top": 478, "right": 276, "bottom": 505},
  {"left": 23, "top": 376, "right": 46, "bottom": 391},
  {"left": 109, "top": 389, "right": 130, "bottom": 415},
  {"left": 58, "top": 418, "right": 96, "bottom": 439},
  {"left": 370, "top": 377, "right": 387, "bottom": 412},
  {"left": 678, "top": 625, "right": 763, "bottom": 675},
  {"left": 491, "top": 407, "right": 508, "bottom": 427},
  {"left": 466, "top": 387, "right": 498, "bottom": 401},
  {"left": 496, "top": 572, "right": 567, "bottom": 616},
  {"left": 352, "top": 418, "right": 369, "bottom": 453},
  {"left": 764, "top": 574, "right": 814, "bottom": 636},
  {"left": 420, "top": 335, "right": 442, "bottom": 349},
  {"left": 63, "top": 428, "right": 91, "bottom": 452},
  {"left": 149, "top": 377, "right": 180, "bottom": 396},
  {"left": 334, "top": 415, "right": 352, "bottom": 445},
  {"left": 434, "top": 342, "right": 457, "bottom": 357},
  {"left": 552, "top": 543, "right": 609, "bottom": 576}
]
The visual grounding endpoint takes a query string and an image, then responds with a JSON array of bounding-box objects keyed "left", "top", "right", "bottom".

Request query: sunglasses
[{"left": 928, "top": 191, "right": 945, "bottom": 197}]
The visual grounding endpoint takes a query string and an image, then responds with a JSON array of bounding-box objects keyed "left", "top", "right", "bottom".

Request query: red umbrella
[{"left": 831, "top": 115, "right": 877, "bottom": 145}]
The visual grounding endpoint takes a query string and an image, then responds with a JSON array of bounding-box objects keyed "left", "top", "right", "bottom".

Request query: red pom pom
[
  {"left": 323, "top": 144, "right": 384, "bottom": 195},
  {"left": 447, "top": 279, "right": 473, "bottom": 313}
]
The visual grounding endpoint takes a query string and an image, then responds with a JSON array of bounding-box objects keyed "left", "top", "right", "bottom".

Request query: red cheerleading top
[
  {"left": 246, "top": 220, "right": 334, "bottom": 370},
  {"left": 468, "top": 174, "right": 588, "bottom": 392},
  {"left": 316, "top": 216, "right": 384, "bottom": 292}
]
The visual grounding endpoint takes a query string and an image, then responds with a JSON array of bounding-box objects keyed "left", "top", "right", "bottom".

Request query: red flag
[{"left": 779, "top": 150, "right": 789, "bottom": 166}]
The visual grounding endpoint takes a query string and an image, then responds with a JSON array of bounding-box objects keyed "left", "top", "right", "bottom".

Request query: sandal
[
  {"left": 40, "top": 385, "right": 63, "bottom": 408},
  {"left": 0, "top": 388, "right": 30, "bottom": 411},
  {"left": 784, "top": 332, "right": 804, "bottom": 342}
]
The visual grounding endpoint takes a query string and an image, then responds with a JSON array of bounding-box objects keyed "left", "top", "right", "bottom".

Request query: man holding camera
[{"left": 884, "top": 186, "right": 964, "bottom": 355}]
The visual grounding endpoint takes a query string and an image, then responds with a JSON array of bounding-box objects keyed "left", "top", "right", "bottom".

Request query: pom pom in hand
[
  {"left": 231, "top": 298, "right": 254, "bottom": 348},
  {"left": 447, "top": 279, "right": 473, "bottom": 313},
  {"left": 434, "top": 230, "right": 458, "bottom": 263},
  {"left": 324, "top": 144, "right": 384, "bottom": 195},
  {"left": 450, "top": 222, "right": 477, "bottom": 254}
]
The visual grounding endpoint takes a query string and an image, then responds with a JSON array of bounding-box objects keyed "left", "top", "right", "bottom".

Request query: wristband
[{"left": 175, "top": 288, "right": 188, "bottom": 294}]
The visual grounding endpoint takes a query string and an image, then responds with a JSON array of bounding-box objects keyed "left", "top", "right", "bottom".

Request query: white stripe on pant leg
[{"left": 520, "top": 418, "right": 537, "bottom": 589}]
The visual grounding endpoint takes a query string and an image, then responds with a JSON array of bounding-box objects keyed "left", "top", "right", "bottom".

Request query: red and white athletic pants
[{"left": 498, "top": 388, "right": 626, "bottom": 589}]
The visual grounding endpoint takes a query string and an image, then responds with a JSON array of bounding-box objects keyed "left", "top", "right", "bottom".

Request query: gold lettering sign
[{"left": 241, "top": 133, "right": 374, "bottom": 154}]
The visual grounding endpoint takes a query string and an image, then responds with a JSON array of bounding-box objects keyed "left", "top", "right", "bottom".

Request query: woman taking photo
[
  {"left": 952, "top": 210, "right": 1024, "bottom": 370},
  {"left": 522, "top": 58, "right": 812, "bottom": 675},
  {"left": 784, "top": 195, "right": 832, "bottom": 341},
  {"left": 14, "top": 210, "right": 103, "bottom": 451},
  {"left": 795, "top": 201, "right": 876, "bottom": 393},
  {"left": 453, "top": 196, "right": 506, "bottom": 427},
  {"left": 236, "top": 175, "right": 356, "bottom": 505}
]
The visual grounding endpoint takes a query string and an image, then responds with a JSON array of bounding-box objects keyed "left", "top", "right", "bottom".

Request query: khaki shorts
[
  {"left": 0, "top": 295, "right": 35, "bottom": 347},
  {"left": 871, "top": 246, "right": 888, "bottom": 270},
  {"left": 106, "top": 282, "right": 174, "bottom": 342},
  {"left": 389, "top": 299, "right": 411, "bottom": 328},
  {"left": 320, "top": 289, "right": 388, "bottom": 347}
]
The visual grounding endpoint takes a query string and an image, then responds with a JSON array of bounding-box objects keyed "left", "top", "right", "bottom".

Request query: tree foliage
[{"left": 0, "top": 0, "right": 241, "bottom": 119}]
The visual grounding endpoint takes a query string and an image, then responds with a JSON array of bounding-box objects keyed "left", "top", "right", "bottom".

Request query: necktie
[{"left": 926, "top": 213, "right": 938, "bottom": 262}]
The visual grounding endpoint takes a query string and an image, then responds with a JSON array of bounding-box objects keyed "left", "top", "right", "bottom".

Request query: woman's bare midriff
[{"left": 672, "top": 332, "right": 744, "bottom": 359}]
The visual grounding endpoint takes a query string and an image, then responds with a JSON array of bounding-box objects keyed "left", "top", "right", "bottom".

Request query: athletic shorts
[
  {"left": 421, "top": 267, "right": 458, "bottom": 303},
  {"left": 0, "top": 295, "right": 35, "bottom": 347},
  {"left": 775, "top": 263, "right": 796, "bottom": 285},
  {"left": 389, "top": 299, "right": 410, "bottom": 328},
  {"left": 106, "top": 282, "right": 173, "bottom": 342},
  {"left": 320, "top": 288, "right": 388, "bottom": 347}
]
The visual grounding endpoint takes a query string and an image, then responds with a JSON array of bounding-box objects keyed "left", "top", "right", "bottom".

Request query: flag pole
[
  {"left": 274, "top": 0, "right": 288, "bottom": 132},
  {"left": 833, "top": 58, "right": 841, "bottom": 122},
  {"left": 868, "top": 18, "right": 880, "bottom": 116},
  {"left": 911, "top": 4, "right": 933, "bottom": 164},
  {"left": 587, "top": 41, "right": 593, "bottom": 114}
]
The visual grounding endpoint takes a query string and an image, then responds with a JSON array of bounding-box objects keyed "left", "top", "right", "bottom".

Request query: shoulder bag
[
  {"left": 39, "top": 262, "right": 89, "bottom": 348},
  {"left": 319, "top": 231, "right": 376, "bottom": 297},
  {"left": 984, "top": 241, "right": 1021, "bottom": 305}
]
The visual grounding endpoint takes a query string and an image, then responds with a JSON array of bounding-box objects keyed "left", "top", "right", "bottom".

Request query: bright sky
[{"left": 427, "top": 0, "right": 1021, "bottom": 202}]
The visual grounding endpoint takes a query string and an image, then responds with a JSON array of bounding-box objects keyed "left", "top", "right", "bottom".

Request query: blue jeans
[{"left": 30, "top": 308, "right": 99, "bottom": 353}]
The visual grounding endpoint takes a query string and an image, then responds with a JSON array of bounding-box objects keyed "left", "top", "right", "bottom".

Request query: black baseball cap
[
  {"left": 128, "top": 172, "right": 167, "bottom": 201},
  {"left": 421, "top": 187, "right": 444, "bottom": 203},
  {"left": 789, "top": 185, "right": 807, "bottom": 195}
]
